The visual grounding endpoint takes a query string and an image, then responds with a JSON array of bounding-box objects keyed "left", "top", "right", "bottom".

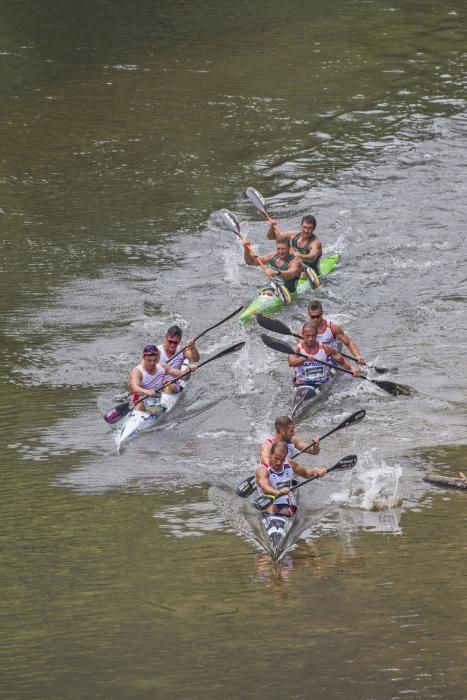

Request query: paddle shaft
[
  {"left": 219, "top": 209, "right": 289, "bottom": 300},
  {"left": 245, "top": 187, "right": 315, "bottom": 267},
  {"left": 167, "top": 305, "right": 243, "bottom": 365},
  {"left": 290, "top": 458, "right": 353, "bottom": 493},
  {"left": 291, "top": 409, "right": 365, "bottom": 460}
]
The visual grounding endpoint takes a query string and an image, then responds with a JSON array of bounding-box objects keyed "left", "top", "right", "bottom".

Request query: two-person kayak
[{"left": 239, "top": 254, "right": 340, "bottom": 324}]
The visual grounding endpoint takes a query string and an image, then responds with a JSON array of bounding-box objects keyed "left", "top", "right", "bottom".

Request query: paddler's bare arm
[
  {"left": 288, "top": 348, "right": 307, "bottom": 368},
  {"left": 325, "top": 346, "right": 360, "bottom": 376},
  {"left": 291, "top": 460, "right": 326, "bottom": 479},
  {"left": 184, "top": 338, "right": 200, "bottom": 362},
  {"left": 295, "top": 238, "right": 322, "bottom": 263},
  {"left": 256, "top": 465, "right": 289, "bottom": 497},
  {"left": 243, "top": 242, "right": 275, "bottom": 266},
  {"left": 268, "top": 257, "right": 302, "bottom": 280},
  {"left": 160, "top": 361, "right": 197, "bottom": 378},
  {"left": 292, "top": 435, "right": 320, "bottom": 455},
  {"left": 129, "top": 368, "right": 158, "bottom": 397},
  {"left": 330, "top": 322, "right": 365, "bottom": 365},
  {"left": 259, "top": 440, "right": 272, "bottom": 465}
]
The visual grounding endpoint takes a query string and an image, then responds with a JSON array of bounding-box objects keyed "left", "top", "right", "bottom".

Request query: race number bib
[{"left": 304, "top": 364, "right": 324, "bottom": 381}]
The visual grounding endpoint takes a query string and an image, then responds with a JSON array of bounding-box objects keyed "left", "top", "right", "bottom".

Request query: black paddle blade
[
  {"left": 340, "top": 409, "right": 366, "bottom": 429},
  {"left": 218, "top": 208, "right": 241, "bottom": 235},
  {"left": 260, "top": 334, "right": 294, "bottom": 355},
  {"left": 371, "top": 365, "right": 397, "bottom": 375},
  {"left": 329, "top": 454, "right": 358, "bottom": 473},
  {"left": 256, "top": 313, "right": 291, "bottom": 335},
  {"left": 104, "top": 401, "right": 130, "bottom": 424},
  {"left": 372, "top": 379, "right": 413, "bottom": 397},
  {"left": 235, "top": 475, "right": 257, "bottom": 498},
  {"left": 214, "top": 341, "right": 245, "bottom": 359},
  {"left": 252, "top": 494, "right": 275, "bottom": 511}
]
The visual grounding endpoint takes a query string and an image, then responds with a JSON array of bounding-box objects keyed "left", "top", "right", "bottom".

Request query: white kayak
[
  {"left": 114, "top": 387, "right": 184, "bottom": 453},
  {"left": 259, "top": 489, "right": 298, "bottom": 561}
]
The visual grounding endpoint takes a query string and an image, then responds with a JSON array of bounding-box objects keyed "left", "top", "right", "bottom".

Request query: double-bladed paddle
[
  {"left": 166, "top": 305, "right": 244, "bottom": 366},
  {"left": 218, "top": 208, "right": 292, "bottom": 306},
  {"left": 245, "top": 187, "right": 320, "bottom": 290},
  {"left": 260, "top": 334, "right": 413, "bottom": 397},
  {"left": 255, "top": 312, "right": 391, "bottom": 375},
  {"left": 235, "top": 408, "right": 366, "bottom": 498},
  {"left": 103, "top": 341, "right": 245, "bottom": 424},
  {"left": 252, "top": 454, "right": 358, "bottom": 510}
]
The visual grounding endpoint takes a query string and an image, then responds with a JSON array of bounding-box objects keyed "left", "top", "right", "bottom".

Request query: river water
[{"left": 1, "top": 1, "right": 467, "bottom": 698}]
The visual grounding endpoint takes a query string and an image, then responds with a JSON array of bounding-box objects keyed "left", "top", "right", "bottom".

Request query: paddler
[
  {"left": 157, "top": 324, "right": 200, "bottom": 388},
  {"left": 260, "top": 415, "right": 320, "bottom": 465},
  {"left": 306, "top": 300, "right": 366, "bottom": 366},
  {"left": 256, "top": 441, "right": 325, "bottom": 516},
  {"left": 266, "top": 214, "right": 322, "bottom": 276},
  {"left": 243, "top": 235, "right": 302, "bottom": 296},
  {"left": 288, "top": 322, "right": 360, "bottom": 386},
  {"left": 129, "top": 344, "right": 197, "bottom": 414}
]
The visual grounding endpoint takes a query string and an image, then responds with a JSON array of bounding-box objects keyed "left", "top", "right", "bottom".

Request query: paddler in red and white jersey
[
  {"left": 256, "top": 441, "right": 325, "bottom": 516},
  {"left": 129, "top": 344, "right": 197, "bottom": 414},
  {"left": 260, "top": 415, "right": 320, "bottom": 465},
  {"left": 307, "top": 300, "right": 366, "bottom": 366},
  {"left": 288, "top": 322, "right": 360, "bottom": 386}
]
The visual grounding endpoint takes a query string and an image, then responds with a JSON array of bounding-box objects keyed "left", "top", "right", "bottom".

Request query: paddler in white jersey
[
  {"left": 307, "top": 300, "right": 366, "bottom": 366},
  {"left": 260, "top": 415, "right": 320, "bottom": 465},
  {"left": 256, "top": 441, "right": 325, "bottom": 516},
  {"left": 129, "top": 344, "right": 197, "bottom": 414},
  {"left": 157, "top": 324, "right": 200, "bottom": 387},
  {"left": 288, "top": 322, "right": 360, "bottom": 386}
]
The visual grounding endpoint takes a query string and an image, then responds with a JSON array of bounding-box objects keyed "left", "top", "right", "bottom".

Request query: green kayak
[{"left": 239, "top": 253, "right": 340, "bottom": 324}]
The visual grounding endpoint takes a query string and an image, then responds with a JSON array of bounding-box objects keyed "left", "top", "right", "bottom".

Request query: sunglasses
[{"left": 166, "top": 339, "right": 179, "bottom": 346}]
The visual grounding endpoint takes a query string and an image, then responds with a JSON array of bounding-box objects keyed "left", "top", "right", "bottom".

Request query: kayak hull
[
  {"left": 260, "top": 491, "right": 298, "bottom": 561},
  {"left": 114, "top": 388, "right": 183, "bottom": 452},
  {"left": 291, "top": 362, "right": 340, "bottom": 421},
  {"left": 239, "top": 254, "right": 340, "bottom": 324}
]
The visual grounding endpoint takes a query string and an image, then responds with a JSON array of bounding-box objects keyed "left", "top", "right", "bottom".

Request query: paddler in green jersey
[
  {"left": 266, "top": 214, "right": 322, "bottom": 275},
  {"left": 243, "top": 235, "right": 302, "bottom": 294}
]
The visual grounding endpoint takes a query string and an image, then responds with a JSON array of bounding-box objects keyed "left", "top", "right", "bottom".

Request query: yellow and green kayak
[{"left": 239, "top": 253, "right": 340, "bottom": 324}]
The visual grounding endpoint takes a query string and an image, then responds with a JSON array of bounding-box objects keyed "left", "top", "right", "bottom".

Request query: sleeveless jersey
[
  {"left": 291, "top": 232, "right": 321, "bottom": 274},
  {"left": 294, "top": 341, "right": 329, "bottom": 384},
  {"left": 131, "top": 362, "right": 166, "bottom": 405},
  {"left": 270, "top": 253, "right": 298, "bottom": 293},
  {"left": 265, "top": 437, "right": 295, "bottom": 459},
  {"left": 257, "top": 461, "right": 293, "bottom": 507},
  {"left": 157, "top": 343, "right": 184, "bottom": 370},
  {"left": 316, "top": 320, "right": 337, "bottom": 349}
]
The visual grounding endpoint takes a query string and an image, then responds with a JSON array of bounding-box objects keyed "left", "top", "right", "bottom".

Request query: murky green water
[{"left": 1, "top": 1, "right": 467, "bottom": 698}]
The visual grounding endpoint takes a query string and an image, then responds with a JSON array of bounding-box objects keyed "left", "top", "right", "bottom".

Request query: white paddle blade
[
  {"left": 218, "top": 208, "right": 241, "bottom": 235},
  {"left": 245, "top": 187, "right": 267, "bottom": 214}
]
